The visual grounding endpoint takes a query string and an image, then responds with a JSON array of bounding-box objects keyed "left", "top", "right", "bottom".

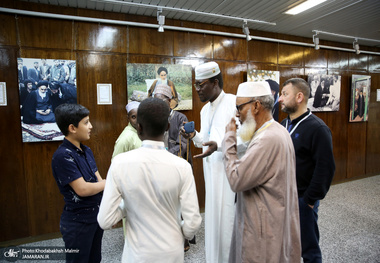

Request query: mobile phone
[{"left": 184, "top": 121, "right": 195, "bottom": 133}]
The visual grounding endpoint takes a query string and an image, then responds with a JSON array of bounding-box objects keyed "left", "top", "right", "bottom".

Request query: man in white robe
[
  {"left": 181, "top": 62, "right": 245, "bottom": 263},
  {"left": 98, "top": 98, "right": 202, "bottom": 263},
  {"left": 222, "top": 82, "right": 301, "bottom": 262}
]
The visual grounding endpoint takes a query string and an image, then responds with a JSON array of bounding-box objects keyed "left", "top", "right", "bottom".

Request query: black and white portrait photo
[{"left": 307, "top": 74, "right": 341, "bottom": 112}]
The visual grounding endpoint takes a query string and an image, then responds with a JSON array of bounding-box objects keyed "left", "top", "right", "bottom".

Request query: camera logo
[{"left": 2, "top": 247, "right": 21, "bottom": 262}]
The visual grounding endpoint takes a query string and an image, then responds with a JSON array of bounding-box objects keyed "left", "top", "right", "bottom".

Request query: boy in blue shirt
[{"left": 52, "top": 103, "right": 105, "bottom": 263}]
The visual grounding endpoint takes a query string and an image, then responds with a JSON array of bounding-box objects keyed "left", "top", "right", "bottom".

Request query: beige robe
[{"left": 222, "top": 121, "right": 301, "bottom": 263}]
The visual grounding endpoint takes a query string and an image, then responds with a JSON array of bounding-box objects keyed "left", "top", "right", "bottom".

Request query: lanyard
[
  {"left": 286, "top": 111, "right": 311, "bottom": 135},
  {"left": 253, "top": 119, "right": 274, "bottom": 138}
]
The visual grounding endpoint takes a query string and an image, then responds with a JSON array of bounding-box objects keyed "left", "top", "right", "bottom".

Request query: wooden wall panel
[
  {"left": 17, "top": 16, "right": 73, "bottom": 50},
  {"left": 0, "top": 47, "right": 30, "bottom": 242},
  {"left": 76, "top": 22, "right": 128, "bottom": 53},
  {"left": 173, "top": 31, "right": 213, "bottom": 58},
  {"left": 213, "top": 36, "right": 247, "bottom": 62},
  {"left": 0, "top": 1, "right": 379, "bottom": 243},
  {"left": 0, "top": 13, "right": 17, "bottom": 46},
  {"left": 128, "top": 27, "right": 174, "bottom": 56},
  {"left": 248, "top": 40, "right": 278, "bottom": 64},
  {"left": 304, "top": 47, "right": 328, "bottom": 68},
  {"left": 278, "top": 44, "right": 304, "bottom": 66}
]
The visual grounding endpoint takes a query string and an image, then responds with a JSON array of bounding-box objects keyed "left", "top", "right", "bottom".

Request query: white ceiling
[{"left": 18, "top": 0, "right": 380, "bottom": 47}]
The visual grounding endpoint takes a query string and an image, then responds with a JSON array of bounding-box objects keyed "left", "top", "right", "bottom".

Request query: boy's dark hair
[
  {"left": 138, "top": 98, "right": 169, "bottom": 137},
  {"left": 55, "top": 104, "right": 90, "bottom": 136},
  {"left": 209, "top": 72, "right": 223, "bottom": 89}
]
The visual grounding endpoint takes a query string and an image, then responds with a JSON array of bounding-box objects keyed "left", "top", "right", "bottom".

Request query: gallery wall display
[
  {"left": 247, "top": 69, "right": 280, "bottom": 121},
  {"left": 17, "top": 58, "right": 77, "bottom": 142},
  {"left": 126, "top": 63, "right": 193, "bottom": 110},
  {"left": 307, "top": 74, "right": 341, "bottom": 112},
  {"left": 349, "top": 75, "right": 371, "bottom": 122}
]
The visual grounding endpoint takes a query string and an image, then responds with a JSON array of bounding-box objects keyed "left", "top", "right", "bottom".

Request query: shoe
[{"left": 184, "top": 239, "right": 190, "bottom": 252}]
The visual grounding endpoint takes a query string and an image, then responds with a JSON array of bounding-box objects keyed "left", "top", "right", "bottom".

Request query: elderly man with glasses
[{"left": 222, "top": 81, "right": 301, "bottom": 263}]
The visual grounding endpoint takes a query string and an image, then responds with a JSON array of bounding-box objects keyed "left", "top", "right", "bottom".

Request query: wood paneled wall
[{"left": 0, "top": 1, "right": 379, "bottom": 242}]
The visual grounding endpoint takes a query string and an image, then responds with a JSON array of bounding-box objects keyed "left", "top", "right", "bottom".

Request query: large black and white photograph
[
  {"left": 18, "top": 58, "right": 77, "bottom": 142},
  {"left": 126, "top": 63, "right": 193, "bottom": 110},
  {"left": 349, "top": 75, "right": 371, "bottom": 122},
  {"left": 307, "top": 74, "right": 341, "bottom": 112}
]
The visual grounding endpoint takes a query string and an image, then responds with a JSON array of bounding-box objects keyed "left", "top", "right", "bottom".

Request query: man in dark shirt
[
  {"left": 278, "top": 78, "right": 335, "bottom": 263},
  {"left": 51, "top": 103, "right": 105, "bottom": 263}
]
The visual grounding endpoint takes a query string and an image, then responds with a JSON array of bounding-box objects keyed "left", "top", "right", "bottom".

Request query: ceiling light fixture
[
  {"left": 313, "top": 33, "right": 320, "bottom": 50},
  {"left": 285, "top": 0, "right": 328, "bottom": 15},
  {"left": 157, "top": 8, "right": 165, "bottom": 33},
  {"left": 242, "top": 20, "right": 252, "bottom": 41},
  {"left": 353, "top": 39, "right": 360, "bottom": 54}
]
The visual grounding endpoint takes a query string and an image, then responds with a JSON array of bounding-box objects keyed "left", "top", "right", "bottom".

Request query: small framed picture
[
  {"left": 97, "top": 83, "right": 112, "bottom": 105},
  {"left": 0, "top": 82, "right": 6, "bottom": 106}
]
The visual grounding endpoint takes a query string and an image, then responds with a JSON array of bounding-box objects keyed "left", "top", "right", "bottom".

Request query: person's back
[
  {"left": 110, "top": 144, "right": 199, "bottom": 262},
  {"left": 98, "top": 98, "right": 201, "bottom": 263}
]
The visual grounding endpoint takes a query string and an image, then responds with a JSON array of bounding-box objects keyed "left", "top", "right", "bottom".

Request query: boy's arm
[
  {"left": 69, "top": 177, "right": 105, "bottom": 197},
  {"left": 95, "top": 171, "right": 104, "bottom": 182}
]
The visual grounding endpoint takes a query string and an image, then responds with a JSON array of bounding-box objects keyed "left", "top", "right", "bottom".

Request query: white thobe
[
  {"left": 98, "top": 140, "right": 202, "bottom": 263},
  {"left": 192, "top": 91, "right": 245, "bottom": 263}
]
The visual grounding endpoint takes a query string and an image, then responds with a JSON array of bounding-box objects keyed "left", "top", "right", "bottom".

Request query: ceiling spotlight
[
  {"left": 242, "top": 20, "right": 252, "bottom": 41},
  {"left": 313, "top": 33, "right": 320, "bottom": 50},
  {"left": 157, "top": 8, "right": 165, "bottom": 33},
  {"left": 353, "top": 39, "right": 360, "bottom": 54}
]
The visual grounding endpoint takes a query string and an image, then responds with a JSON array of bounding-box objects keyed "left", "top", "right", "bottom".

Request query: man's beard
[
  {"left": 281, "top": 102, "right": 297, "bottom": 114},
  {"left": 238, "top": 111, "right": 257, "bottom": 143}
]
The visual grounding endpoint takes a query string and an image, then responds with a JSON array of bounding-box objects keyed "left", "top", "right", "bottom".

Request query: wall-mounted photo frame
[
  {"left": 17, "top": 58, "right": 77, "bottom": 142},
  {"left": 0, "top": 82, "right": 6, "bottom": 106},
  {"left": 126, "top": 63, "right": 193, "bottom": 110},
  {"left": 307, "top": 74, "right": 341, "bottom": 112},
  {"left": 97, "top": 83, "right": 112, "bottom": 105},
  {"left": 349, "top": 75, "right": 371, "bottom": 122}
]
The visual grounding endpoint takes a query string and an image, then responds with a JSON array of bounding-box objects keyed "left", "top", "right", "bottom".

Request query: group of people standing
[
  {"left": 18, "top": 58, "right": 77, "bottom": 124},
  {"left": 51, "top": 61, "right": 335, "bottom": 263}
]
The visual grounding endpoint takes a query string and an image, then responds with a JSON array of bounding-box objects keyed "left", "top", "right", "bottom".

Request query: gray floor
[{"left": 13, "top": 175, "right": 380, "bottom": 263}]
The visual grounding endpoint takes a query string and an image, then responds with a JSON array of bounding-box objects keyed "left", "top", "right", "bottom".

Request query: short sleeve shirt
[{"left": 52, "top": 138, "right": 102, "bottom": 223}]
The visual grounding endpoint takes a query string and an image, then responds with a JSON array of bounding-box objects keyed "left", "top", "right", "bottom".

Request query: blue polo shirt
[{"left": 52, "top": 138, "right": 103, "bottom": 223}]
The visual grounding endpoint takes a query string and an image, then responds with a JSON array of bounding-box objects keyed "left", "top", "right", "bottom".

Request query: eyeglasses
[
  {"left": 236, "top": 99, "right": 256, "bottom": 112},
  {"left": 193, "top": 80, "right": 208, "bottom": 89}
]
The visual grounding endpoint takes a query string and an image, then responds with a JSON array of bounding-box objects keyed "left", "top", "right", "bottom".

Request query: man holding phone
[{"left": 181, "top": 61, "right": 246, "bottom": 263}]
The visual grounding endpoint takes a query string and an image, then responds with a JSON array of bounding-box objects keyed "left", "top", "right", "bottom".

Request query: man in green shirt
[{"left": 112, "top": 101, "right": 142, "bottom": 159}]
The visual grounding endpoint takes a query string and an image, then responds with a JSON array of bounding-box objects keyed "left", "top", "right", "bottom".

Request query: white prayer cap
[
  {"left": 154, "top": 84, "right": 173, "bottom": 99},
  {"left": 125, "top": 101, "right": 140, "bottom": 113},
  {"left": 195, "top": 61, "right": 221, "bottom": 79},
  {"left": 236, "top": 81, "right": 272, "bottom": 97}
]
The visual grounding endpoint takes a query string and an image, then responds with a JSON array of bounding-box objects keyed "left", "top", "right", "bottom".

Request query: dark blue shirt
[
  {"left": 281, "top": 110, "right": 335, "bottom": 205},
  {"left": 52, "top": 138, "right": 102, "bottom": 223}
]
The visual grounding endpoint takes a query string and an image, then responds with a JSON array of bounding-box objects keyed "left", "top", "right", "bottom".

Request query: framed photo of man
[
  {"left": 17, "top": 58, "right": 77, "bottom": 142},
  {"left": 349, "top": 75, "right": 371, "bottom": 122},
  {"left": 126, "top": 63, "right": 193, "bottom": 110},
  {"left": 307, "top": 74, "right": 341, "bottom": 112}
]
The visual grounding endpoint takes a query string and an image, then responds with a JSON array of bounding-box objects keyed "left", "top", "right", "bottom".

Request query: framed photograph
[
  {"left": 307, "top": 74, "right": 341, "bottom": 112},
  {"left": 0, "top": 82, "right": 6, "bottom": 106},
  {"left": 126, "top": 63, "right": 193, "bottom": 110},
  {"left": 247, "top": 69, "right": 280, "bottom": 121},
  {"left": 349, "top": 75, "right": 371, "bottom": 122},
  {"left": 97, "top": 83, "right": 112, "bottom": 105},
  {"left": 17, "top": 58, "right": 77, "bottom": 142}
]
